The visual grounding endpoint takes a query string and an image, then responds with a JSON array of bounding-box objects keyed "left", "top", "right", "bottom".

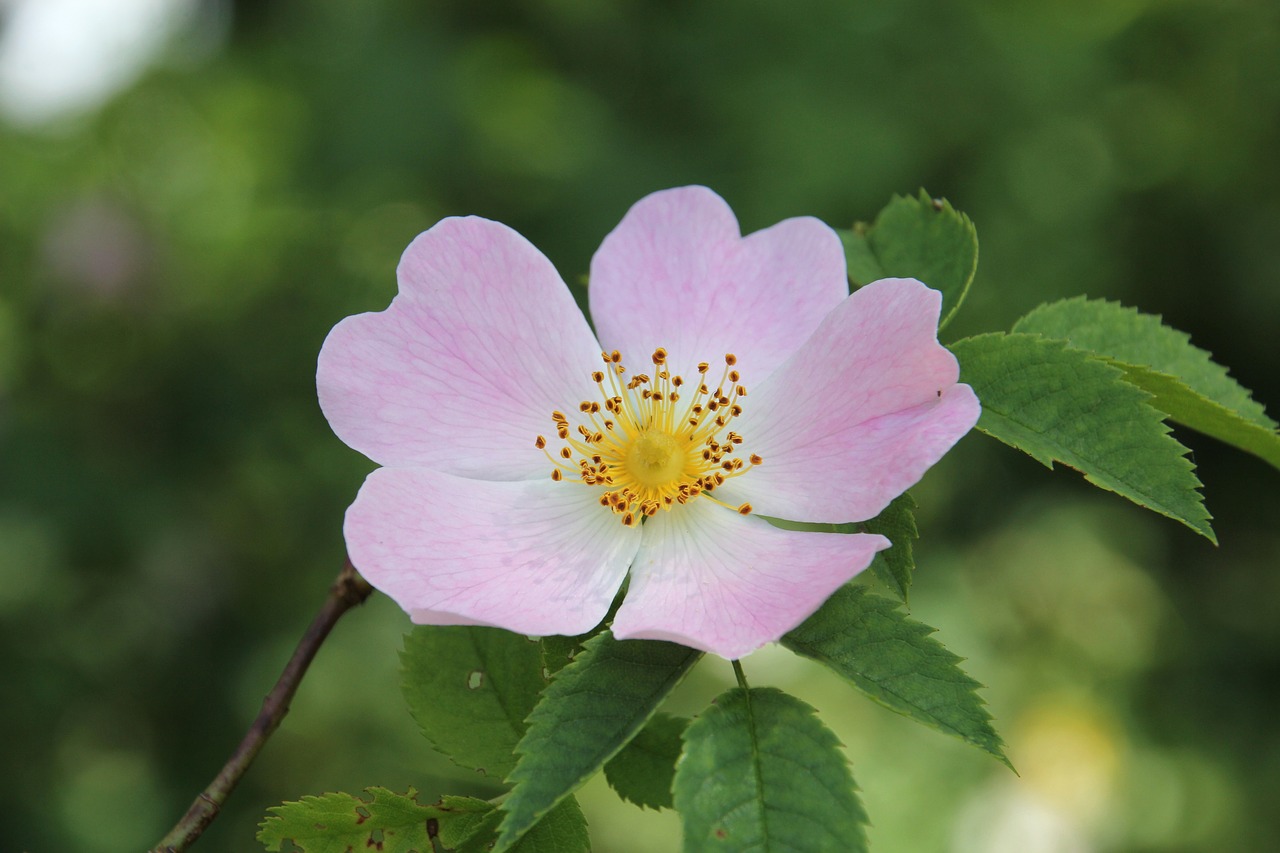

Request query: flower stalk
[{"left": 149, "top": 559, "right": 374, "bottom": 853}]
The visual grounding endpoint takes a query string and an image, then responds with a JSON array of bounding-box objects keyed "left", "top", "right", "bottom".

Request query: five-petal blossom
[{"left": 318, "top": 186, "right": 980, "bottom": 659}]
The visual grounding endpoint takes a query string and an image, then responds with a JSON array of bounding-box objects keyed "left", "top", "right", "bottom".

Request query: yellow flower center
[{"left": 537, "top": 348, "right": 762, "bottom": 526}]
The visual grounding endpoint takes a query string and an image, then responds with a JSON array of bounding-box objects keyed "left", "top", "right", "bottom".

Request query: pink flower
[{"left": 318, "top": 187, "right": 979, "bottom": 660}]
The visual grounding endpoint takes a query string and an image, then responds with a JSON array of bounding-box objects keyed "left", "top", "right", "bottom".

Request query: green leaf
[
  {"left": 259, "top": 789, "right": 589, "bottom": 853},
  {"left": 400, "top": 625, "right": 547, "bottom": 778},
  {"left": 603, "top": 713, "right": 689, "bottom": 810},
  {"left": 494, "top": 632, "right": 702, "bottom": 851},
  {"left": 843, "top": 189, "right": 978, "bottom": 329},
  {"left": 435, "top": 796, "right": 503, "bottom": 851},
  {"left": 762, "top": 494, "right": 917, "bottom": 601},
  {"left": 863, "top": 491, "right": 918, "bottom": 602},
  {"left": 1014, "top": 297, "right": 1280, "bottom": 469},
  {"left": 1111, "top": 365, "right": 1280, "bottom": 469},
  {"left": 759, "top": 516, "right": 857, "bottom": 535},
  {"left": 445, "top": 796, "right": 591, "bottom": 853},
  {"left": 673, "top": 687, "right": 868, "bottom": 853},
  {"left": 951, "top": 332, "right": 1215, "bottom": 542},
  {"left": 838, "top": 228, "right": 885, "bottom": 288},
  {"left": 781, "top": 585, "right": 1010, "bottom": 768},
  {"left": 539, "top": 634, "right": 585, "bottom": 677},
  {"left": 257, "top": 787, "right": 474, "bottom": 853}
]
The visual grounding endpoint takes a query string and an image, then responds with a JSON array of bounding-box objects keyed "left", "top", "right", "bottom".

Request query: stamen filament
[{"left": 542, "top": 349, "right": 763, "bottom": 524}]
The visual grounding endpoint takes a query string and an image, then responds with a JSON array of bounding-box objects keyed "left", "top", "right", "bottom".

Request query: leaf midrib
[{"left": 741, "top": 688, "right": 772, "bottom": 851}]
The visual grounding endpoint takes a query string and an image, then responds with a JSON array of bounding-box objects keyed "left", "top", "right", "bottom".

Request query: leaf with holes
[
  {"left": 782, "top": 584, "right": 1010, "bottom": 768},
  {"left": 1014, "top": 297, "right": 1280, "bottom": 469},
  {"left": 673, "top": 687, "right": 868, "bottom": 852},
  {"left": 951, "top": 332, "right": 1214, "bottom": 542},
  {"left": 842, "top": 190, "right": 978, "bottom": 329},
  {"left": 257, "top": 787, "right": 483, "bottom": 852},
  {"left": 540, "top": 634, "right": 585, "bottom": 677},
  {"left": 604, "top": 713, "right": 689, "bottom": 810},
  {"left": 494, "top": 632, "right": 702, "bottom": 851},
  {"left": 401, "top": 625, "right": 547, "bottom": 778}
]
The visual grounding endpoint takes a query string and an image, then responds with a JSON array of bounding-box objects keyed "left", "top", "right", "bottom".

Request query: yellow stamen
[{"left": 541, "top": 349, "right": 762, "bottom": 525}]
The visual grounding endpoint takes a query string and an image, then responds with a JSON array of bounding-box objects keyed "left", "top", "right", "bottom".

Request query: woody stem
[{"left": 149, "top": 559, "right": 374, "bottom": 853}]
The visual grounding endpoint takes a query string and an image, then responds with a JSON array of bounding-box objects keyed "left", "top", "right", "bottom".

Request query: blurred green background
[{"left": 2, "top": 0, "right": 1278, "bottom": 850}]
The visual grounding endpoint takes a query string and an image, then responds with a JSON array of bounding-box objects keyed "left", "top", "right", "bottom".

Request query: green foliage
[
  {"left": 257, "top": 787, "right": 466, "bottom": 852},
  {"left": 673, "top": 688, "right": 868, "bottom": 852},
  {"left": 863, "top": 492, "right": 918, "bottom": 602},
  {"left": 761, "top": 493, "right": 917, "bottom": 601},
  {"left": 951, "top": 332, "right": 1215, "bottom": 542},
  {"left": 603, "top": 713, "right": 689, "bottom": 811},
  {"left": 495, "top": 632, "right": 702, "bottom": 851},
  {"left": 434, "top": 796, "right": 503, "bottom": 851},
  {"left": 841, "top": 190, "right": 978, "bottom": 329},
  {"left": 258, "top": 789, "right": 588, "bottom": 853},
  {"left": 400, "top": 626, "right": 547, "bottom": 778},
  {"left": 782, "top": 585, "right": 1010, "bottom": 768},
  {"left": 6, "top": 0, "right": 1280, "bottom": 850},
  {"left": 540, "top": 634, "right": 586, "bottom": 677},
  {"left": 1014, "top": 298, "right": 1280, "bottom": 469},
  {"left": 441, "top": 797, "right": 591, "bottom": 853}
]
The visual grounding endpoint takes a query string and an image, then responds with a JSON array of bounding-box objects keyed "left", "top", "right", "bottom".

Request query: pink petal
[
  {"left": 346, "top": 467, "right": 639, "bottom": 636},
  {"left": 318, "top": 216, "right": 602, "bottom": 479},
  {"left": 728, "top": 278, "right": 981, "bottom": 523},
  {"left": 588, "top": 186, "right": 847, "bottom": 385},
  {"left": 611, "top": 501, "right": 888, "bottom": 660}
]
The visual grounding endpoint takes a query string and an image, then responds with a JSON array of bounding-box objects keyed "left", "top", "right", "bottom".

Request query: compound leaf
[
  {"left": 1015, "top": 297, "right": 1279, "bottom": 469},
  {"left": 951, "top": 332, "right": 1214, "bottom": 542}
]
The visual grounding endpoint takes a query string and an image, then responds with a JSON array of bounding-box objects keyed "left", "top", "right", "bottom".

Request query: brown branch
[{"left": 150, "top": 559, "right": 375, "bottom": 853}]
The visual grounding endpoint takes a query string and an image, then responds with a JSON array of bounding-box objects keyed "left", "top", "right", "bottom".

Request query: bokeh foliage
[{"left": 1, "top": 0, "right": 1278, "bottom": 850}]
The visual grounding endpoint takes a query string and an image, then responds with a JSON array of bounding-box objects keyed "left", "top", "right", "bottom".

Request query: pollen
[{"left": 540, "top": 350, "right": 763, "bottom": 524}]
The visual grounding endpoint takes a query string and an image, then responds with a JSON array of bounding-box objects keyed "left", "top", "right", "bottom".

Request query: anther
[{"left": 542, "top": 344, "right": 761, "bottom": 526}]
